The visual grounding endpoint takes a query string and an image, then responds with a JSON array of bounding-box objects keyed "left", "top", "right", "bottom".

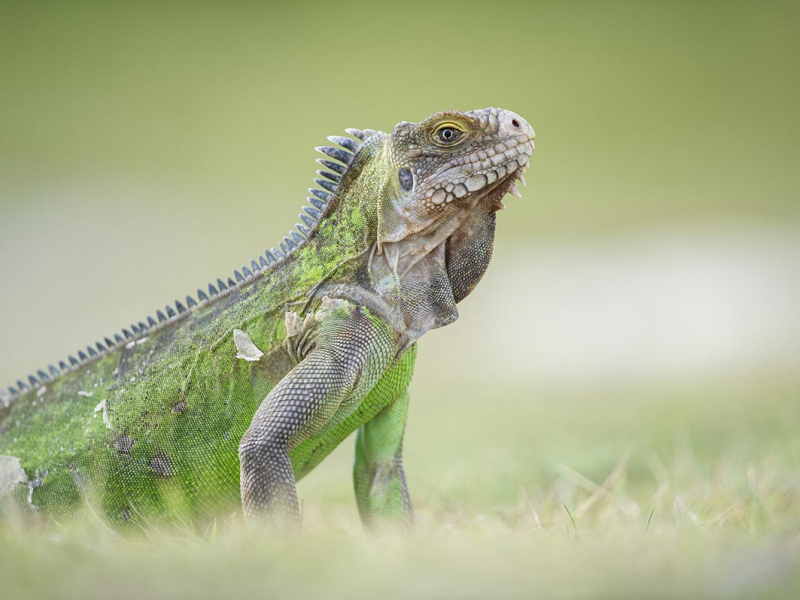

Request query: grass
[{"left": 2, "top": 374, "right": 798, "bottom": 599}]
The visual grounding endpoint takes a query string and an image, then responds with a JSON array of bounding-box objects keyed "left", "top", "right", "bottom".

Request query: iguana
[{"left": 0, "top": 107, "right": 535, "bottom": 530}]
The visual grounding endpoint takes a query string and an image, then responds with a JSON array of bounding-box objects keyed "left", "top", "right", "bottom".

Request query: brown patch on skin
[
  {"left": 172, "top": 400, "right": 186, "bottom": 414},
  {"left": 114, "top": 434, "right": 134, "bottom": 455},
  {"left": 149, "top": 450, "right": 173, "bottom": 477}
]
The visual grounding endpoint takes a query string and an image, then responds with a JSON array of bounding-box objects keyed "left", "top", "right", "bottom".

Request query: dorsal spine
[{"left": 2, "top": 128, "right": 377, "bottom": 403}]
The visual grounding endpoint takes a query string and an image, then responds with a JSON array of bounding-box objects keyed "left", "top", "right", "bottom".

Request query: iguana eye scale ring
[
  {"left": 1, "top": 107, "right": 535, "bottom": 532},
  {"left": 433, "top": 121, "right": 466, "bottom": 146}
]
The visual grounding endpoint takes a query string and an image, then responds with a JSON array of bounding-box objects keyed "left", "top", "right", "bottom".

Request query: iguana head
[
  {"left": 379, "top": 107, "right": 535, "bottom": 245},
  {"left": 353, "top": 107, "right": 535, "bottom": 339}
]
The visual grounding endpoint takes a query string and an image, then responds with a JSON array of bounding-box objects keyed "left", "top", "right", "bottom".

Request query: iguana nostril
[{"left": 495, "top": 111, "right": 533, "bottom": 139}]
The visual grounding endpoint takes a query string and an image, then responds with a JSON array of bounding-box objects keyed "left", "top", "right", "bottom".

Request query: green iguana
[{"left": 0, "top": 108, "right": 535, "bottom": 530}]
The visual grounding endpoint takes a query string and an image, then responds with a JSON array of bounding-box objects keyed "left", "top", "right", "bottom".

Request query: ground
[{"left": 2, "top": 368, "right": 798, "bottom": 599}]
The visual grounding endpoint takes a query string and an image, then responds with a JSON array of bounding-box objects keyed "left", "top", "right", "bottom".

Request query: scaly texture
[{"left": 0, "top": 108, "right": 535, "bottom": 530}]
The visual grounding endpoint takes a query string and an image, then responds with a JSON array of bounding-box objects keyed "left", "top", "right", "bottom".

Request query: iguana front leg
[
  {"left": 353, "top": 388, "right": 413, "bottom": 529},
  {"left": 238, "top": 305, "right": 396, "bottom": 528}
]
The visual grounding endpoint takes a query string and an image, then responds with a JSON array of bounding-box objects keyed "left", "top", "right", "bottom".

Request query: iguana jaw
[
  {"left": 473, "top": 155, "right": 533, "bottom": 212},
  {"left": 416, "top": 128, "right": 534, "bottom": 213},
  {"left": 433, "top": 147, "right": 531, "bottom": 305}
]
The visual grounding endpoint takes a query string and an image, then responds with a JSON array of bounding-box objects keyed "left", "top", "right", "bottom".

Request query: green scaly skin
[{"left": 0, "top": 108, "right": 535, "bottom": 530}]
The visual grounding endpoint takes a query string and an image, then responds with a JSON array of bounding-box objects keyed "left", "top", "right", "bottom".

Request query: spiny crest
[{"left": 2, "top": 127, "right": 378, "bottom": 404}]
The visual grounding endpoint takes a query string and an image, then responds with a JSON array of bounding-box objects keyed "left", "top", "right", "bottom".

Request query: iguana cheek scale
[{"left": 0, "top": 108, "right": 535, "bottom": 530}]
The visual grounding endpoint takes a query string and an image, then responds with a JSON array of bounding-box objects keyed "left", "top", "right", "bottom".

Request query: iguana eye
[{"left": 435, "top": 126, "right": 463, "bottom": 144}]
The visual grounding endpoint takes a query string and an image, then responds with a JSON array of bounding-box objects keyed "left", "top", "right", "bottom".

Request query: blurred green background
[{"left": 1, "top": 1, "right": 800, "bottom": 598}]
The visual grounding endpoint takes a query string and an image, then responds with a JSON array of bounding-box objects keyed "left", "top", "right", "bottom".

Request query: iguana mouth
[
  {"left": 483, "top": 162, "right": 531, "bottom": 212},
  {"left": 469, "top": 149, "right": 533, "bottom": 214},
  {"left": 481, "top": 132, "right": 535, "bottom": 209},
  {"left": 421, "top": 134, "right": 535, "bottom": 210}
]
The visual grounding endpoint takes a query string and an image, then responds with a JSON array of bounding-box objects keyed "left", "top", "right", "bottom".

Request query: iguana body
[{"left": 0, "top": 108, "right": 535, "bottom": 529}]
